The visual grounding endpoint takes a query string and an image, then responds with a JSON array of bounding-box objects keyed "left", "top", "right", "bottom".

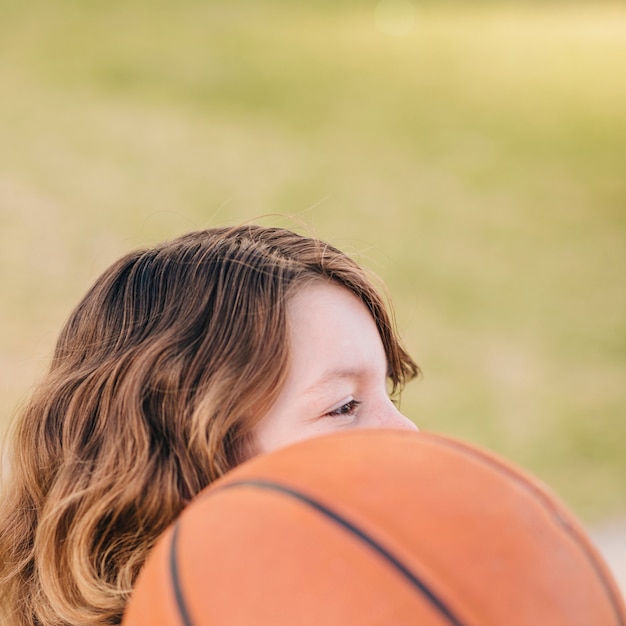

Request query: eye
[{"left": 326, "top": 399, "right": 362, "bottom": 418}]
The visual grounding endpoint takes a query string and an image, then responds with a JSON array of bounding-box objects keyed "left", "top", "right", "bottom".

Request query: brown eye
[{"left": 327, "top": 400, "right": 362, "bottom": 417}]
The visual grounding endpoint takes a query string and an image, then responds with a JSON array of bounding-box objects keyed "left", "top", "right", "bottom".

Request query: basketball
[{"left": 122, "top": 430, "right": 626, "bottom": 626}]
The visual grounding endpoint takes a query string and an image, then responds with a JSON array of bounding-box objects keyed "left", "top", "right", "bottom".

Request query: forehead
[{"left": 285, "top": 281, "right": 387, "bottom": 383}]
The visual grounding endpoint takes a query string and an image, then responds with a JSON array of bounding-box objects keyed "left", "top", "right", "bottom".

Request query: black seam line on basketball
[
  {"left": 427, "top": 435, "right": 626, "bottom": 626},
  {"left": 218, "top": 479, "right": 467, "bottom": 626},
  {"left": 170, "top": 521, "right": 196, "bottom": 626}
]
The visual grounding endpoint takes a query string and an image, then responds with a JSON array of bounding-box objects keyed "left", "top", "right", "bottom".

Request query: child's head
[{"left": 0, "top": 225, "right": 418, "bottom": 626}]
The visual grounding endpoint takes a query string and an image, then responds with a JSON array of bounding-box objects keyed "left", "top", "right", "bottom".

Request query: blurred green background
[{"left": 1, "top": 0, "right": 625, "bottom": 522}]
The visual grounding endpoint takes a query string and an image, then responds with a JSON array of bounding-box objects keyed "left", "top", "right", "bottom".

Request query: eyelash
[{"left": 326, "top": 399, "right": 362, "bottom": 418}]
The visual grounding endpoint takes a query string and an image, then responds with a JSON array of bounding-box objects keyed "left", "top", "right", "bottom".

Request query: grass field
[{"left": 1, "top": 0, "right": 625, "bottom": 521}]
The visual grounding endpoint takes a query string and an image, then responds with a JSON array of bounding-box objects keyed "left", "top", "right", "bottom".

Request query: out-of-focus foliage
[{"left": 1, "top": 0, "right": 625, "bottom": 521}]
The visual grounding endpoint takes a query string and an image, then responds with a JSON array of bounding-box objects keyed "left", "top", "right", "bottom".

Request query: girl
[{"left": 0, "top": 224, "right": 418, "bottom": 626}]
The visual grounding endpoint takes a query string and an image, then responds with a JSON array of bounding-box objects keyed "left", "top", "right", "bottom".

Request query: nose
[{"left": 376, "top": 400, "right": 418, "bottom": 432}]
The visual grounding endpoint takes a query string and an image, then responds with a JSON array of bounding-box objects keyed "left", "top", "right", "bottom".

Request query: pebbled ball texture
[{"left": 123, "top": 430, "right": 626, "bottom": 626}]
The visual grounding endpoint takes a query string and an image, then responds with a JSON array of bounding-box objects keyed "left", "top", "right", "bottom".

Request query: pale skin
[{"left": 254, "top": 281, "right": 417, "bottom": 454}]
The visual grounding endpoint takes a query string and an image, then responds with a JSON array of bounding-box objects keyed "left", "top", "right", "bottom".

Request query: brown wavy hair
[{"left": 0, "top": 225, "right": 418, "bottom": 626}]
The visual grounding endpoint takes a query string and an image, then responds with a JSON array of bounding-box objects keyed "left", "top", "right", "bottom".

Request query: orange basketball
[{"left": 123, "top": 430, "right": 625, "bottom": 626}]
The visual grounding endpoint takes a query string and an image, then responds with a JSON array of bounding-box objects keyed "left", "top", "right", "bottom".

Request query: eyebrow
[{"left": 299, "top": 368, "right": 370, "bottom": 398}]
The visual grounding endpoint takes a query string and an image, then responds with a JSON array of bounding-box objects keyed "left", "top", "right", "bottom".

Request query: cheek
[
  {"left": 254, "top": 412, "right": 352, "bottom": 456},
  {"left": 252, "top": 412, "right": 308, "bottom": 455},
  {"left": 250, "top": 415, "right": 284, "bottom": 455}
]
